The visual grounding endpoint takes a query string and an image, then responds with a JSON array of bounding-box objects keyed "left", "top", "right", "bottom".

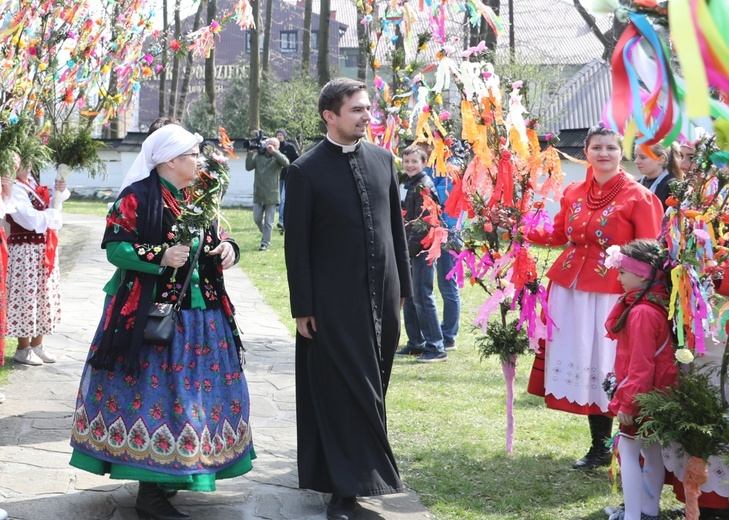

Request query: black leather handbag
[{"left": 143, "top": 231, "right": 204, "bottom": 346}]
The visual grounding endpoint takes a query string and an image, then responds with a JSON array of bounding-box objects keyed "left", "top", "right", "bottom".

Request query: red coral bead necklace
[{"left": 586, "top": 173, "right": 626, "bottom": 210}]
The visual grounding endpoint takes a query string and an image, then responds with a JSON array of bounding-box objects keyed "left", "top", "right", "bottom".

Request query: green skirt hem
[{"left": 69, "top": 448, "right": 256, "bottom": 492}]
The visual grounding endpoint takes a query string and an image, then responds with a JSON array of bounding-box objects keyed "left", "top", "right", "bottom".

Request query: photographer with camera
[{"left": 245, "top": 135, "right": 289, "bottom": 251}]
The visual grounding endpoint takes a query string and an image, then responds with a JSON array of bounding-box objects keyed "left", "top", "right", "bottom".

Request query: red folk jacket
[
  {"left": 605, "top": 285, "right": 677, "bottom": 417},
  {"left": 529, "top": 171, "right": 664, "bottom": 294}
]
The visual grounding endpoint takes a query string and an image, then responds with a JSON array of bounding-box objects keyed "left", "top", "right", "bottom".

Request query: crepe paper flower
[
  {"left": 693, "top": 228, "right": 711, "bottom": 242},
  {"left": 605, "top": 245, "right": 624, "bottom": 269},
  {"left": 142, "top": 53, "right": 154, "bottom": 65},
  {"left": 675, "top": 348, "right": 694, "bottom": 364},
  {"left": 372, "top": 59, "right": 381, "bottom": 69},
  {"left": 511, "top": 80, "right": 523, "bottom": 89},
  {"left": 230, "top": 0, "right": 256, "bottom": 29},
  {"left": 170, "top": 39, "right": 181, "bottom": 51},
  {"left": 218, "top": 127, "right": 239, "bottom": 159},
  {"left": 439, "top": 110, "right": 451, "bottom": 121},
  {"left": 461, "top": 40, "right": 486, "bottom": 58}
]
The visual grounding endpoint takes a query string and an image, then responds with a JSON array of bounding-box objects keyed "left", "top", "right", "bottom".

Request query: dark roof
[
  {"left": 555, "top": 128, "right": 589, "bottom": 159},
  {"left": 543, "top": 59, "right": 612, "bottom": 134}
]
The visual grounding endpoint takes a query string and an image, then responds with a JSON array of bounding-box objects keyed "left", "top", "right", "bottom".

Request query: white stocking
[
  {"left": 618, "top": 435, "right": 665, "bottom": 519},
  {"left": 618, "top": 435, "right": 644, "bottom": 520},
  {"left": 640, "top": 441, "right": 664, "bottom": 517}
]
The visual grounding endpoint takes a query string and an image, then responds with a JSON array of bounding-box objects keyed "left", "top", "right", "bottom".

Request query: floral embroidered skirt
[
  {"left": 70, "top": 305, "right": 255, "bottom": 491},
  {"left": 6, "top": 242, "right": 61, "bottom": 338}
]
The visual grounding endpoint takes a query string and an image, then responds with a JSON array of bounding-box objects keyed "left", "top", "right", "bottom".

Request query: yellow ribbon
[
  {"left": 696, "top": 0, "right": 729, "bottom": 78},
  {"left": 669, "top": 0, "right": 711, "bottom": 118}
]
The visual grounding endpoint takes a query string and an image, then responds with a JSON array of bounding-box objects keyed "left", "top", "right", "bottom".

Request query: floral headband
[{"left": 605, "top": 245, "right": 655, "bottom": 279}]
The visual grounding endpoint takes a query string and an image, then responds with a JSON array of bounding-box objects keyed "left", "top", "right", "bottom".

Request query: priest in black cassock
[{"left": 284, "top": 78, "right": 412, "bottom": 520}]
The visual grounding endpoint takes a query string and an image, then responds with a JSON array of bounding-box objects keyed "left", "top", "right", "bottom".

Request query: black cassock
[{"left": 284, "top": 138, "right": 412, "bottom": 496}]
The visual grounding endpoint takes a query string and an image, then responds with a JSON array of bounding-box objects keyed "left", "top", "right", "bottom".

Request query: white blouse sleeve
[{"left": 10, "top": 184, "right": 63, "bottom": 233}]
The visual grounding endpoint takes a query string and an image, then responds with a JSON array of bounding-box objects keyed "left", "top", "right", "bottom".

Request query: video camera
[{"left": 241, "top": 130, "right": 270, "bottom": 154}]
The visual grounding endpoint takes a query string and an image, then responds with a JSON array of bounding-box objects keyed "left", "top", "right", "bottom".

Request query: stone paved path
[{"left": 0, "top": 213, "right": 431, "bottom": 520}]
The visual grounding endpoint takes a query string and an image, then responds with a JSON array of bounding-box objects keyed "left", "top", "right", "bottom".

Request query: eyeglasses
[{"left": 179, "top": 152, "right": 200, "bottom": 159}]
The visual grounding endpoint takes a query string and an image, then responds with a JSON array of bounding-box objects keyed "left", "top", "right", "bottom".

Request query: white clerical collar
[{"left": 326, "top": 134, "right": 359, "bottom": 153}]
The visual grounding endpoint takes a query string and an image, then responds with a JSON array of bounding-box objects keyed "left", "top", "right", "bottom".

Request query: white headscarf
[{"left": 118, "top": 124, "right": 203, "bottom": 194}]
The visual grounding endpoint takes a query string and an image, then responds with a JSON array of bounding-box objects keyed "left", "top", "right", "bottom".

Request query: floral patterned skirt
[
  {"left": 70, "top": 304, "right": 254, "bottom": 491},
  {"left": 5, "top": 241, "right": 61, "bottom": 338}
]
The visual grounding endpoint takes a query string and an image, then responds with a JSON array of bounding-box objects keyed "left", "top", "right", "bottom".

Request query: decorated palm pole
[
  {"left": 592, "top": 1, "right": 729, "bottom": 515},
  {"left": 363, "top": 9, "right": 564, "bottom": 448}
]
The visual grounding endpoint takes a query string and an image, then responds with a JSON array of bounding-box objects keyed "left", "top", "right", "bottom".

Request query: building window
[
  {"left": 345, "top": 53, "right": 358, "bottom": 68},
  {"left": 245, "top": 31, "right": 265, "bottom": 53},
  {"left": 281, "top": 30, "right": 297, "bottom": 53},
  {"left": 311, "top": 30, "right": 318, "bottom": 51}
]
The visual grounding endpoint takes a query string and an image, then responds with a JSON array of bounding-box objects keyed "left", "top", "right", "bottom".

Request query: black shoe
[
  {"left": 572, "top": 446, "right": 612, "bottom": 469},
  {"left": 162, "top": 488, "right": 178, "bottom": 499},
  {"left": 326, "top": 494, "right": 357, "bottom": 520},
  {"left": 700, "top": 507, "right": 729, "bottom": 519},
  {"left": 135, "top": 482, "right": 190, "bottom": 520},
  {"left": 395, "top": 345, "right": 425, "bottom": 356}
]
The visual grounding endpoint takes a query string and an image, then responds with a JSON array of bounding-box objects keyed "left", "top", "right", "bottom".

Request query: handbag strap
[{"left": 174, "top": 229, "right": 205, "bottom": 311}]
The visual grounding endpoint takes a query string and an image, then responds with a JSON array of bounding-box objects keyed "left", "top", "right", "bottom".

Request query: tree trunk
[
  {"left": 573, "top": 0, "right": 628, "bottom": 61},
  {"left": 168, "top": 0, "right": 182, "bottom": 117},
  {"left": 392, "top": 24, "right": 404, "bottom": 94},
  {"left": 302, "top": 0, "right": 312, "bottom": 73},
  {"left": 248, "top": 0, "right": 261, "bottom": 133},
  {"left": 104, "top": 1, "right": 123, "bottom": 138},
  {"left": 508, "top": 0, "right": 515, "bottom": 62},
  {"left": 482, "top": 0, "right": 499, "bottom": 51},
  {"left": 356, "top": 6, "right": 368, "bottom": 81},
  {"left": 317, "top": 0, "right": 331, "bottom": 86},
  {"left": 175, "top": 0, "right": 205, "bottom": 119},
  {"left": 158, "top": 0, "right": 168, "bottom": 116},
  {"left": 102, "top": 68, "right": 120, "bottom": 138},
  {"left": 205, "top": 0, "right": 217, "bottom": 122},
  {"left": 262, "top": 0, "right": 273, "bottom": 73}
]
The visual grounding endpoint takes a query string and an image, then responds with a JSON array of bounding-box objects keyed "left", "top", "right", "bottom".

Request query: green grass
[
  {"left": 59, "top": 199, "right": 684, "bottom": 519},
  {"left": 0, "top": 338, "right": 18, "bottom": 384}
]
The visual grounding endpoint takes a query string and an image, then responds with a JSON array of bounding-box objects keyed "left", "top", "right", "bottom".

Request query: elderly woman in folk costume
[
  {"left": 7, "top": 149, "right": 69, "bottom": 366},
  {"left": 69, "top": 125, "right": 254, "bottom": 520}
]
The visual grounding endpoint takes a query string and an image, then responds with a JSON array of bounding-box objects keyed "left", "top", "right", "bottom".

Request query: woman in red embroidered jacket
[
  {"left": 6, "top": 152, "right": 69, "bottom": 366},
  {"left": 603, "top": 239, "right": 677, "bottom": 520},
  {"left": 526, "top": 125, "right": 664, "bottom": 470}
]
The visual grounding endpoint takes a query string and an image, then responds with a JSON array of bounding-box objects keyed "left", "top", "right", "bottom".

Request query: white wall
[
  {"left": 55, "top": 150, "right": 639, "bottom": 215},
  {"left": 55, "top": 150, "right": 256, "bottom": 207},
  {"left": 541, "top": 159, "right": 640, "bottom": 217}
]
